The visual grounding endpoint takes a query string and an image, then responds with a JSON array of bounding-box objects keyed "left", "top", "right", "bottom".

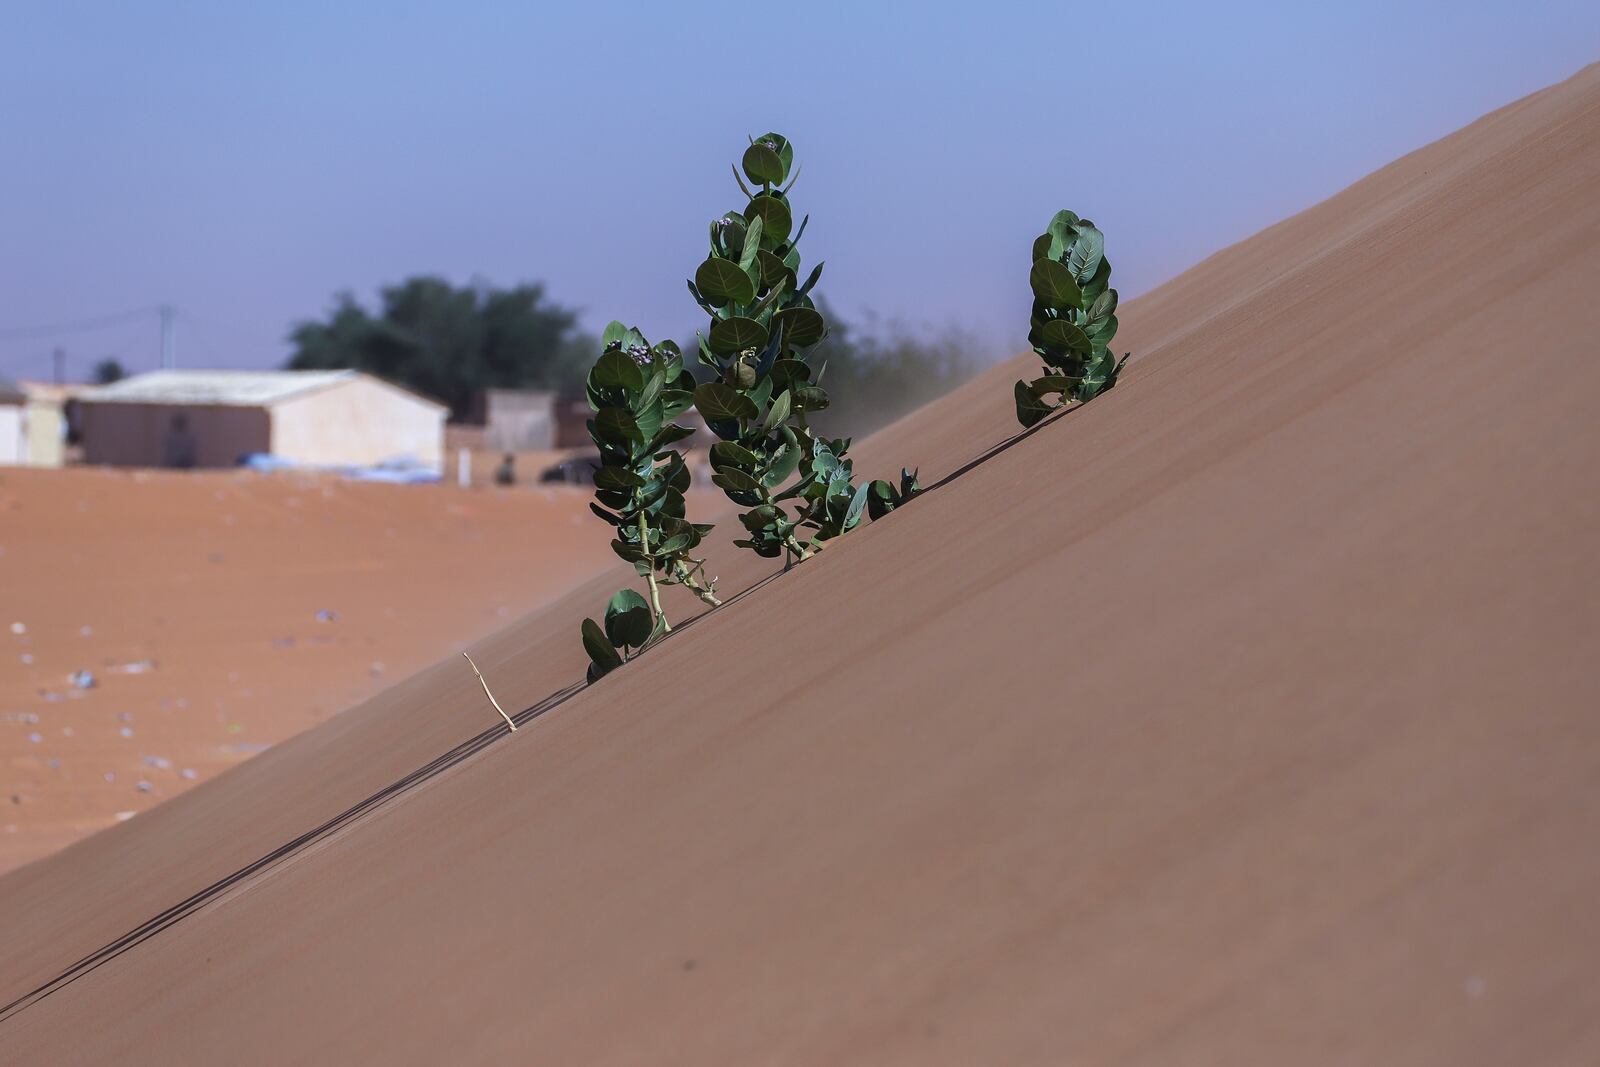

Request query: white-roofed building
[
  {"left": 0, "top": 377, "right": 26, "bottom": 465},
  {"left": 79, "top": 369, "right": 446, "bottom": 471}
]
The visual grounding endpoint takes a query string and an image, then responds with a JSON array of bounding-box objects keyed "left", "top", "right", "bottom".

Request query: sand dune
[{"left": 3, "top": 64, "right": 1599, "bottom": 1063}]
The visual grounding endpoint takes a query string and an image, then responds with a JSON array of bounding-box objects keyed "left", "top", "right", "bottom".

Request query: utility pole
[
  {"left": 160, "top": 304, "right": 176, "bottom": 369},
  {"left": 53, "top": 347, "right": 65, "bottom": 384}
]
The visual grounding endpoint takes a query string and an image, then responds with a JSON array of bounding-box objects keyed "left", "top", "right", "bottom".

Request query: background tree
[
  {"left": 92, "top": 358, "right": 127, "bottom": 384},
  {"left": 803, "top": 301, "right": 983, "bottom": 437},
  {"left": 286, "top": 277, "right": 591, "bottom": 419}
]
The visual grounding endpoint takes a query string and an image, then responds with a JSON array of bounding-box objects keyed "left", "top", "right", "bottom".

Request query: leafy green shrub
[
  {"left": 686, "top": 132, "right": 879, "bottom": 565},
  {"left": 1016, "top": 210, "right": 1131, "bottom": 426},
  {"left": 582, "top": 321, "right": 720, "bottom": 680}
]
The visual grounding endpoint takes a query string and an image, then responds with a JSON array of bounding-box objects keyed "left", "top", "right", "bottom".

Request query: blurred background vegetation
[{"left": 286, "top": 278, "right": 985, "bottom": 435}]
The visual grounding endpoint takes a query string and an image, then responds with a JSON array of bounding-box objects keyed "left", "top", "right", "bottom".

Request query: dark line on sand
[{"left": 0, "top": 680, "right": 584, "bottom": 1023}]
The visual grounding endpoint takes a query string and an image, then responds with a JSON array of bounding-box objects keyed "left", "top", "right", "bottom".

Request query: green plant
[
  {"left": 866, "top": 467, "right": 922, "bottom": 520},
  {"left": 582, "top": 321, "right": 720, "bottom": 681},
  {"left": 686, "top": 132, "right": 879, "bottom": 565},
  {"left": 1016, "top": 210, "right": 1131, "bottom": 426}
]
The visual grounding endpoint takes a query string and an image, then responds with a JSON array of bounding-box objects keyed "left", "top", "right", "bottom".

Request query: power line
[{"left": 0, "top": 305, "right": 161, "bottom": 341}]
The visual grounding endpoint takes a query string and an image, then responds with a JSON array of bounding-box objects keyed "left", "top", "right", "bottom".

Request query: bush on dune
[{"left": 575, "top": 146, "right": 1133, "bottom": 684}]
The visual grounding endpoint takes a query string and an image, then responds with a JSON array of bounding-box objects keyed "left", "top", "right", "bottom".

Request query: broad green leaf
[
  {"left": 592, "top": 464, "right": 644, "bottom": 491},
  {"left": 771, "top": 358, "right": 811, "bottom": 388},
  {"left": 1030, "top": 258, "right": 1081, "bottom": 310},
  {"left": 604, "top": 589, "right": 652, "bottom": 649},
  {"left": 636, "top": 365, "right": 664, "bottom": 412},
  {"left": 1047, "top": 210, "right": 1080, "bottom": 260},
  {"left": 1015, "top": 379, "right": 1055, "bottom": 427},
  {"left": 738, "top": 215, "right": 764, "bottom": 274},
  {"left": 762, "top": 443, "right": 800, "bottom": 489},
  {"left": 1079, "top": 256, "right": 1112, "bottom": 305},
  {"left": 1040, "top": 318, "right": 1093, "bottom": 356},
  {"left": 633, "top": 399, "right": 664, "bottom": 445},
  {"left": 660, "top": 388, "right": 695, "bottom": 421},
  {"left": 743, "top": 194, "right": 792, "bottom": 248},
  {"left": 742, "top": 142, "right": 785, "bottom": 185},
  {"left": 761, "top": 389, "right": 791, "bottom": 435},
  {"left": 774, "top": 306, "right": 826, "bottom": 347},
  {"left": 651, "top": 424, "right": 695, "bottom": 449},
  {"left": 1069, "top": 224, "right": 1104, "bottom": 283},
  {"left": 1086, "top": 313, "right": 1119, "bottom": 347},
  {"left": 793, "top": 383, "right": 830, "bottom": 412},
  {"left": 693, "top": 382, "right": 759, "bottom": 422},
  {"left": 709, "top": 316, "right": 770, "bottom": 355},
  {"left": 695, "top": 257, "right": 757, "bottom": 307},
  {"left": 1048, "top": 209, "right": 1080, "bottom": 242},
  {"left": 709, "top": 441, "right": 760, "bottom": 471},
  {"left": 1087, "top": 287, "right": 1117, "bottom": 324},
  {"left": 843, "top": 481, "right": 871, "bottom": 532},
  {"left": 748, "top": 373, "right": 773, "bottom": 412},
  {"left": 591, "top": 408, "right": 642, "bottom": 446},
  {"left": 600, "top": 321, "right": 628, "bottom": 347},
  {"left": 657, "top": 530, "right": 693, "bottom": 555},
  {"left": 1030, "top": 375, "right": 1077, "bottom": 397},
  {"left": 582, "top": 617, "right": 623, "bottom": 675},
  {"left": 755, "top": 249, "right": 791, "bottom": 290},
  {"left": 591, "top": 349, "right": 645, "bottom": 392},
  {"left": 711, "top": 468, "right": 763, "bottom": 495},
  {"left": 754, "top": 132, "right": 794, "bottom": 179}
]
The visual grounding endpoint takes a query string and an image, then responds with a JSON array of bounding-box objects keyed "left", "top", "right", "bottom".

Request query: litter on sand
[{"left": 69, "top": 670, "right": 96, "bottom": 689}]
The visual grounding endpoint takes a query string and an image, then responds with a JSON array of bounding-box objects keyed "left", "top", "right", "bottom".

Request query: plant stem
[
  {"left": 671, "top": 560, "right": 722, "bottom": 606},
  {"left": 637, "top": 508, "right": 670, "bottom": 634}
]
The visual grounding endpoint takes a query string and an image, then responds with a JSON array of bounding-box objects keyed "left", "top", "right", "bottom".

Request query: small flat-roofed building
[
  {"left": 0, "top": 378, "right": 26, "bottom": 465},
  {"left": 79, "top": 369, "right": 446, "bottom": 471}
]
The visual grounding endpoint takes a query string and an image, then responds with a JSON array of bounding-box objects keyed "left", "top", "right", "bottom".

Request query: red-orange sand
[
  {"left": 0, "top": 468, "right": 622, "bottom": 872},
  {"left": 2, "top": 65, "right": 1599, "bottom": 1063}
]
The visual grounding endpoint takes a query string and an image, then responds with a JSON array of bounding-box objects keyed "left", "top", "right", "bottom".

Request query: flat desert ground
[
  {"left": 0, "top": 468, "right": 626, "bottom": 872},
  {"left": 1, "top": 64, "right": 1597, "bottom": 1064}
]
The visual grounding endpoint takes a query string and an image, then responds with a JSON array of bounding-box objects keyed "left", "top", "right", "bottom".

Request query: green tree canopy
[
  {"left": 92, "top": 358, "right": 127, "bottom": 384},
  {"left": 286, "top": 277, "right": 591, "bottom": 418}
]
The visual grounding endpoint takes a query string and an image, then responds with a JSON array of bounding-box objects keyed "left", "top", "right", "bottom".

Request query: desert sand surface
[
  {"left": 0, "top": 468, "right": 625, "bottom": 872},
  {"left": 3, "top": 64, "right": 1599, "bottom": 1064}
]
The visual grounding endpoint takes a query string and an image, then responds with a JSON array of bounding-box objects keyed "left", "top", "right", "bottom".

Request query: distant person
[
  {"left": 162, "top": 413, "right": 197, "bottom": 469},
  {"left": 493, "top": 452, "right": 517, "bottom": 487}
]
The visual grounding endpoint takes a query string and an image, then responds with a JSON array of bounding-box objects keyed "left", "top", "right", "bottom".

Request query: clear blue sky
[{"left": 2, "top": 0, "right": 1596, "bottom": 380}]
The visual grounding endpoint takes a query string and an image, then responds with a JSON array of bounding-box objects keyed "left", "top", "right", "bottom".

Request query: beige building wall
[
  {"left": 269, "top": 377, "right": 444, "bottom": 469},
  {"left": 24, "top": 398, "right": 65, "bottom": 467},
  {"left": 80, "top": 403, "right": 270, "bottom": 468},
  {"left": 0, "top": 405, "right": 22, "bottom": 465}
]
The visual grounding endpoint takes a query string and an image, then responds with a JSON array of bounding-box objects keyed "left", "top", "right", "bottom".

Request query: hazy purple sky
[{"left": 2, "top": 1, "right": 1596, "bottom": 381}]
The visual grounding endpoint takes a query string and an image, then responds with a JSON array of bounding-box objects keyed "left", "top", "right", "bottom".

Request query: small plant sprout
[
  {"left": 687, "top": 131, "right": 881, "bottom": 566},
  {"left": 582, "top": 321, "right": 720, "bottom": 681},
  {"left": 1016, "top": 210, "right": 1131, "bottom": 427},
  {"left": 866, "top": 467, "right": 923, "bottom": 521}
]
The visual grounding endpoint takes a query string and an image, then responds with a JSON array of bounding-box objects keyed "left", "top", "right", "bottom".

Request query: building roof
[
  {"left": 17, "top": 380, "right": 83, "bottom": 404},
  {"left": 81, "top": 369, "right": 362, "bottom": 408}
]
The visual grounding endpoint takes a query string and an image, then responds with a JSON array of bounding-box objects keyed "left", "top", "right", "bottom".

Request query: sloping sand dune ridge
[{"left": 2, "top": 63, "right": 1598, "bottom": 1064}]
